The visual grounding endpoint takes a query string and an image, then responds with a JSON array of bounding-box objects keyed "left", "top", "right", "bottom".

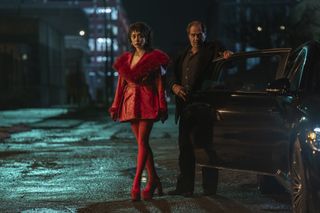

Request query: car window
[
  {"left": 299, "top": 51, "right": 320, "bottom": 94},
  {"left": 208, "top": 55, "right": 281, "bottom": 92},
  {"left": 285, "top": 47, "right": 307, "bottom": 91}
]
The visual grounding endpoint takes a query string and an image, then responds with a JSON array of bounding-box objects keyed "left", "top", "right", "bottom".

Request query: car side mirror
[{"left": 266, "top": 78, "right": 290, "bottom": 94}]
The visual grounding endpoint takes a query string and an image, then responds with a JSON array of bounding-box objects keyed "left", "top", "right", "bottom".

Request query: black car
[{"left": 187, "top": 40, "right": 320, "bottom": 213}]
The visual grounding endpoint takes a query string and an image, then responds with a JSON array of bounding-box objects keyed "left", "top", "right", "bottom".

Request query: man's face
[{"left": 188, "top": 24, "right": 206, "bottom": 49}]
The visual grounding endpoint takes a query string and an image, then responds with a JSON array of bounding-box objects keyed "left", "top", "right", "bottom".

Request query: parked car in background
[{"left": 187, "top": 40, "right": 320, "bottom": 213}]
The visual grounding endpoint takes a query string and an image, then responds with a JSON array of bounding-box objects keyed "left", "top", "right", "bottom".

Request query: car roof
[{"left": 212, "top": 48, "right": 292, "bottom": 63}]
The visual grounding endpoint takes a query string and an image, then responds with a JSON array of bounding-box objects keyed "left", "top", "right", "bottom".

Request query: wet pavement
[{"left": 0, "top": 106, "right": 291, "bottom": 212}]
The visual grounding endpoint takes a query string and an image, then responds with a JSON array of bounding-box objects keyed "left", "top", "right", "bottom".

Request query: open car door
[{"left": 191, "top": 49, "right": 292, "bottom": 174}]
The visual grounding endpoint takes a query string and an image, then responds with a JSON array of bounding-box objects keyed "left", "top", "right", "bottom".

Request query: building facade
[
  {"left": 0, "top": 0, "right": 129, "bottom": 108},
  {"left": 0, "top": 2, "right": 89, "bottom": 108},
  {"left": 78, "top": 0, "right": 129, "bottom": 104},
  {"left": 209, "top": 0, "right": 295, "bottom": 51},
  {"left": 0, "top": 16, "right": 65, "bottom": 108}
]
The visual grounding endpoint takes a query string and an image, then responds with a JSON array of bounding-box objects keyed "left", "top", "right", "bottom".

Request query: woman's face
[{"left": 130, "top": 31, "right": 146, "bottom": 50}]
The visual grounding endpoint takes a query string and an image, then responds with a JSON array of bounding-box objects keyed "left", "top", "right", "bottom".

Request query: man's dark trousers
[{"left": 176, "top": 107, "right": 218, "bottom": 194}]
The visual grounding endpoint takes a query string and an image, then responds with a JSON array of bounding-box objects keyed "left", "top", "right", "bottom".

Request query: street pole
[
  {"left": 103, "top": 0, "right": 110, "bottom": 106},
  {"left": 109, "top": 10, "right": 114, "bottom": 104}
]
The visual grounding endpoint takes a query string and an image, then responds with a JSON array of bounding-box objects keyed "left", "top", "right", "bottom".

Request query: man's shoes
[{"left": 167, "top": 189, "right": 193, "bottom": 197}]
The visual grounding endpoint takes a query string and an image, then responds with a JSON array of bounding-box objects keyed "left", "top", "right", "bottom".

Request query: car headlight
[{"left": 307, "top": 127, "right": 320, "bottom": 152}]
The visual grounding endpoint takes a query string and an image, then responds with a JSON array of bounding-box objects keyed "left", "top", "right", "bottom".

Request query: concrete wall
[{"left": 0, "top": 16, "right": 66, "bottom": 108}]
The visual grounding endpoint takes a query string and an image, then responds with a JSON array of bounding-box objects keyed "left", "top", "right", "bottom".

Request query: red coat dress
[{"left": 109, "top": 49, "right": 169, "bottom": 122}]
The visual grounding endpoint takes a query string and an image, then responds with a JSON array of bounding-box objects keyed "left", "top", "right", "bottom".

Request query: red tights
[{"left": 130, "top": 120, "right": 158, "bottom": 191}]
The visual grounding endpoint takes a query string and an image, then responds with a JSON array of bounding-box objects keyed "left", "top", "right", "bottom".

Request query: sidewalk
[
  {"left": 0, "top": 107, "right": 73, "bottom": 140},
  {"left": 0, "top": 104, "right": 177, "bottom": 140}
]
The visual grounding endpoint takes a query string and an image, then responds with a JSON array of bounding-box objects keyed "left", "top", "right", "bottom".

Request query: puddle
[{"left": 21, "top": 208, "right": 76, "bottom": 213}]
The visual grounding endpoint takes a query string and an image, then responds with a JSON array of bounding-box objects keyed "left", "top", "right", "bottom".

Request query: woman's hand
[
  {"left": 110, "top": 112, "right": 118, "bottom": 121},
  {"left": 108, "top": 107, "right": 118, "bottom": 121},
  {"left": 159, "top": 111, "right": 168, "bottom": 123}
]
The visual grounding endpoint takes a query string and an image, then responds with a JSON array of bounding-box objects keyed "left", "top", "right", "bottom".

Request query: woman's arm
[
  {"left": 156, "top": 66, "right": 168, "bottom": 122},
  {"left": 108, "top": 75, "right": 126, "bottom": 121}
]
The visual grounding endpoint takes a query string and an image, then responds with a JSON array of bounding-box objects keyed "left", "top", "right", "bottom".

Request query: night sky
[{"left": 122, "top": 0, "right": 213, "bottom": 54}]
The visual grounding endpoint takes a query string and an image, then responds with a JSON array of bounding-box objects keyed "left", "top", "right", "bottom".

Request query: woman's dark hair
[{"left": 128, "top": 22, "right": 153, "bottom": 51}]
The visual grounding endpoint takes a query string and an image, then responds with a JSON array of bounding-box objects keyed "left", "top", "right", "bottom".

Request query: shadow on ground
[{"left": 78, "top": 194, "right": 254, "bottom": 213}]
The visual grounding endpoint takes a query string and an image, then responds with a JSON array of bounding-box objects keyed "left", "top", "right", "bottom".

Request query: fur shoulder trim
[
  {"left": 113, "top": 52, "right": 131, "bottom": 71},
  {"left": 113, "top": 49, "right": 169, "bottom": 82}
]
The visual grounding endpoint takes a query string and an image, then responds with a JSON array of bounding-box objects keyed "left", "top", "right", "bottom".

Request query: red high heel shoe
[
  {"left": 131, "top": 188, "right": 141, "bottom": 202},
  {"left": 142, "top": 179, "right": 163, "bottom": 200}
]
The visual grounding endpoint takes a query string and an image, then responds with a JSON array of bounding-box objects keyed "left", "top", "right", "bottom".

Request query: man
[{"left": 168, "top": 20, "right": 232, "bottom": 196}]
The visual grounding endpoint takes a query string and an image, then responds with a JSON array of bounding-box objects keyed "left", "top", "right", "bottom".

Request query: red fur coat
[{"left": 109, "top": 49, "right": 170, "bottom": 122}]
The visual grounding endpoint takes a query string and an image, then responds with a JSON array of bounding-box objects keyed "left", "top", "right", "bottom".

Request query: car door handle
[{"left": 215, "top": 110, "right": 222, "bottom": 121}]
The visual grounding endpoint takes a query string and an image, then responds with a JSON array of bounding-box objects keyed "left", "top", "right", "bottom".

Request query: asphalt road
[{"left": 0, "top": 106, "right": 291, "bottom": 213}]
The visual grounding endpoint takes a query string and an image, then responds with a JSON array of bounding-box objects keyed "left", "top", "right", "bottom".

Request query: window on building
[
  {"left": 96, "top": 56, "right": 108, "bottom": 62},
  {"left": 89, "top": 71, "right": 96, "bottom": 76},
  {"left": 97, "top": 24, "right": 104, "bottom": 34},
  {"left": 96, "top": 7, "right": 111, "bottom": 14},
  {"left": 106, "top": 38, "right": 112, "bottom": 47},
  {"left": 89, "top": 38, "right": 95, "bottom": 51},
  {"left": 111, "top": 8, "right": 118, "bottom": 20},
  {"left": 96, "top": 38, "right": 106, "bottom": 51},
  {"left": 112, "top": 26, "right": 118, "bottom": 35},
  {"left": 84, "top": 7, "right": 95, "bottom": 15},
  {"left": 113, "top": 40, "right": 119, "bottom": 51}
]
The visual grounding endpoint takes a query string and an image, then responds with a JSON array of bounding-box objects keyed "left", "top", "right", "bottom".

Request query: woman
[{"left": 109, "top": 22, "right": 169, "bottom": 201}]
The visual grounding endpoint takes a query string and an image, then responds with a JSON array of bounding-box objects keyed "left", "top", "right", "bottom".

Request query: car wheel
[{"left": 291, "top": 141, "right": 308, "bottom": 213}]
